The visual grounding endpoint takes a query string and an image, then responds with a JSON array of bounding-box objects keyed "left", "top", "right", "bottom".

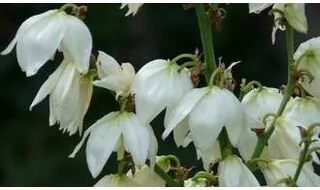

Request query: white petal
[
  {"left": 189, "top": 89, "right": 225, "bottom": 152},
  {"left": 249, "top": 3, "right": 273, "bottom": 14},
  {"left": 134, "top": 69, "right": 169, "bottom": 124},
  {"left": 198, "top": 142, "right": 221, "bottom": 171},
  {"left": 94, "top": 174, "right": 138, "bottom": 187},
  {"left": 96, "top": 51, "right": 121, "bottom": 78},
  {"left": 86, "top": 112, "right": 122, "bottom": 178},
  {"left": 29, "top": 60, "right": 66, "bottom": 110},
  {"left": 93, "top": 75, "right": 130, "bottom": 93},
  {"left": 1, "top": 10, "right": 59, "bottom": 55},
  {"left": 173, "top": 118, "right": 189, "bottom": 147},
  {"left": 121, "top": 113, "right": 149, "bottom": 166},
  {"left": 162, "top": 87, "right": 207, "bottom": 140},
  {"left": 132, "top": 59, "right": 167, "bottom": 90},
  {"left": 16, "top": 11, "right": 65, "bottom": 76},
  {"left": 219, "top": 155, "right": 260, "bottom": 187},
  {"left": 147, "top": 126, "right": 158, "bottom": 168},
  {"left": 61, "top": 15, "right": 92, "bottom": 74},
  {"left": 268, "top": 117, "right": 302, "bottom": 160}
]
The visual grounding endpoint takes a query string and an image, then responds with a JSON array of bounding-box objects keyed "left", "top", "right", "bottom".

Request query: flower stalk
[
  {"left": 154, "top": 163, "right": 181, "bottom": 187},
  {"left": 195, "top": 4, "right": 217, "bottom": 81},
  {"left": 251, "top": 25, "right": 295, "bottom": 159}
]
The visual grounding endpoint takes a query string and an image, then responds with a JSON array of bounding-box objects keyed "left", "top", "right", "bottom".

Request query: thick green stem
[
  {"left": 251, "top": 26, "right": 295, "bottom": 159},
  {"left": 195, "top": 4, "right": 217, "bottom": 81},
  {"left": 293, "top": 140, "right": 312, "bottom": 183},
  {"left": 154, "top": 163, "right": 181, "bottom": 187}
]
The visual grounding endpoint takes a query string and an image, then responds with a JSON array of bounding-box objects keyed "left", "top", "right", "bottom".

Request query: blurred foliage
[{"left": 0, "top": 3, "right": 319, "bottom": 186}]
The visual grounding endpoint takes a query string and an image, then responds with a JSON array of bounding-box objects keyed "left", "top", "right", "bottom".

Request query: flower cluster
[{"left": 2, "top": 3, "right": 320, "bottom": 187}]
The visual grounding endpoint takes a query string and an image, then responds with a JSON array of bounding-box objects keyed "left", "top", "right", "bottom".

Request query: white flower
[
  {"left": 126, "top": 164, "right": 166, "bottom": 187},
  {"left": 261, "top": 159, "right": 320, "bottom": 186},
  {"left": 93, "top": 51, "right": 135, "bottom": 98},
  {"left": 69, "top": 111, "right": 158, "bottom": 178},
  {"left": 267, "top": 117, "right": 302, "bottom": 161},
  {"left": 133, "top": 59, "right": 193, "bottom": 124},
  {"left": 294, "top": 37, "right": 320, "bottom": 98},
  {"left": 29, "top": 58, "right": 93, "bottom": 136},
  {"left": 282, "top": 97, "right": 320, "bottom": 163},
  {"left": 218, "top": 154, "right": 260, "bottom": 187},
  {"left": 1, "top": 9, "right": 92, "bottom": 76},
  {"left": 249, "top": 3, "right": 307, "bottom": 44},
  {"left": 94, "top": 174, "right": 138, "bottom": 187},
  {"left": 120, "top": 3, "right": 143, "bottom": 16},
  {"left": 238, "top": 87, "right": 283, "bottom": 160},
  {"left": 184, "top": 177, "right": 207, "bottom": 187},
  {"left": 163, "top": 86, "right": 245, "bottom": 153},
  {"left": 196, "top": 142, "right": 221, "bottom": 171}
]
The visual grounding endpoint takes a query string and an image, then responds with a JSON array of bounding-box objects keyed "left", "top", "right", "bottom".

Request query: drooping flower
[
  {"left": 249, "top": 3, "right": 307, "bottom": 44},
  {"left": 93, "top": 51, "right": 135, "bottom": 99},
  {"left": 1, "top": 9, "right": 92, "bottom": 76},
  {"left": 94, "top": 174, "right": 138, "bottom": 187},
  {"left": 163, "top": 86, "right": 245, "bottom": 153},
  {"left": 218, "top": 154, "right": 260, "bottom": 187},
  {"left": 126, "top": 164, "right": 166, "bottom": 187},
  {"left": 196, "top": 142, "right": 221, "bottom": 171},
  {"left": 261, "top": 159, "right": 320, "bottom": 186},
  {"left": 133, "top": 59, "right": 193, "bottom": 125},
  {"left": 294, "top": 37, "right": 320, "bottom": 98},
  {"left": 238, "top": 87, "right": 283, "bottom": 160},
  {"left": 281, "top": 97, "right": 320, "bottom": 163},
  {"left": 120, "top": 3, "right": 144, "bottom": 16},
  {"left": 29, "top": 58, "right": 93, "bottom": 136},
  {"left": 69, "top": 111, "right": 158, "bottom": 178}
]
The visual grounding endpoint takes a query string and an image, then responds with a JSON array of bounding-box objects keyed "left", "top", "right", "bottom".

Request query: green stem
[
  {"left": 195, "top": 4, "right": 217, "bottom": 82},
  {"left": 251, "top": 25, "right": 295, "bottom": 159},
  {"left": 293, "top": 140, "right": 312, "bottom": 182},
  {"left": 117, "top": 160, "right": 126, "bottom": 175},
  {"left": 154, "top": 163, "right": 181, "bottom": 187}
]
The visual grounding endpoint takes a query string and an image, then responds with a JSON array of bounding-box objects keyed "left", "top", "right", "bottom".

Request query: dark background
[{"left": 0, "top": 3, "right": 319, "bottom": 186}]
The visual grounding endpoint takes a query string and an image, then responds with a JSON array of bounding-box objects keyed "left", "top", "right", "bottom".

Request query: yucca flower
[
  {"left": 93, "top": 51, "right": 135, "bottom": 99},
  {"left": 294, "top": 37, "right": 320, "bottom": 98},
  {"left": 238, "top": 87, "right": 283, "bottom": 160},
  {"left": 1, "top": 9, "right": 92, "bottom": 76},
  {"left": 69, "top": 111, "right": 158, "bottom": 178},
  {"left": 218, "top": 154, "right": 260, "bottom": 186},
  {"left": 30, "top": 58, "right": 93, "bottom": 136},
  {"left": 261, "top": 159, "right": 320, "bottom": 186},
  {"left": 163, "top": 86, "right": 245, "bottom": 153},
  {"left": 133, "top": 59, "right": 193, "bottom": 125}
]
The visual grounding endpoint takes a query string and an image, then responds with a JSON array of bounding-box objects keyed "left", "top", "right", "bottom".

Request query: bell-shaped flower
[
  {"left": 1, "top": 9, "right": 92, "bottom": 76},
  {"left": 294, "top": 37, "right": 320, "bottom": 98},
  {"left": 120, "top": 3, "right": 144, "bottom": 16},
  {"left": 94, "top": 174, "right": 138, "bottom": 187},
  {"left": 218, "top": 154, "right": 260, "bottom": 187},
  {"left": 163, "top": 86, "right": 245, "bottom": 153},
  {"left": 69, "top": 111, "right": 158, "bottom": 178},
  {"left": 261, "top": 159, "right": 320, "bottom": 186},
  {"left": 93, "top": 51, "right": 135, "bottom": 99},
  {"left": 132, "top": 59, "right": 193, "bottom": 125},
  {"left": 238, "top": 87, "right": 283, "bottom": 160},
  {"left": 126, "top": 164, "right": 165, "bottom": 187},
  {"left": 281, "top": 97, "right": 320, "bottom": 163},
  {"left": 29, "top": 58, "right": 93, "bottom": 136}
]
